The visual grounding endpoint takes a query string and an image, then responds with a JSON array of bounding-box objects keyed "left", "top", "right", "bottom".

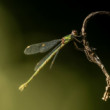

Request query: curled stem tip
[{"left": 81, "top": 11, "right": 110, "bottom": 36}]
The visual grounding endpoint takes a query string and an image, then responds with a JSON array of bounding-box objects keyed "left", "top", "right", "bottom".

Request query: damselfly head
[{"left": 72, "top": 30, "right": 78, "bottom": 36}]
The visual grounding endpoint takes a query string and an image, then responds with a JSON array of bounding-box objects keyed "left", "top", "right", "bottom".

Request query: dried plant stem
[
  {"left": 81, "top": 11, "right": 110, "bottom": 101},
  {"left": 93, "top": 54, "right": 110, "bottom": 101}
]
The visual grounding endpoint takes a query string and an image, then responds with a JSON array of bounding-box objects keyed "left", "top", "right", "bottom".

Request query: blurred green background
[{"left": 0, "top": 1, "right": 110, "bottom": 110}]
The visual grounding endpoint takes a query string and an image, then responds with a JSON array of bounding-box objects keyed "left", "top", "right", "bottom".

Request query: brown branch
[{"left": 80, "top": 11, "right": 110, "bottom": 101}]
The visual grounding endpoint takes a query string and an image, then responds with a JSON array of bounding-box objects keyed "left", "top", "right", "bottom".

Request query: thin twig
[
  {"left": 81, "top": 11, "right": 110, "bottom": 101},
  {"left": 81, "top": 11, "right": 110, "bottom": 37}
]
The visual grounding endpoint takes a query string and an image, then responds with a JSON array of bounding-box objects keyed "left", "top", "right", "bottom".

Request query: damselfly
[{"left": 19, "top": 30, "right": 80, "bottom": 91}]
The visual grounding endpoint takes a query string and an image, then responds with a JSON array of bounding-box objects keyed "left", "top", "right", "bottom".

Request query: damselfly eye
[{"left": 72, "top": 30, "right": 78, "bottom": 36}]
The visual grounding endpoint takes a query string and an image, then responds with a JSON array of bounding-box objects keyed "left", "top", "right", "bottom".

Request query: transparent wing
[
  {"left": 50, "top": 50, "right": 59, "bottom": 69},
  {"left": 34, "top": 43, "right": 62, "bottom": 71},
  {"left": 24, "top": 39, "right": 61, "bottom": 55}
]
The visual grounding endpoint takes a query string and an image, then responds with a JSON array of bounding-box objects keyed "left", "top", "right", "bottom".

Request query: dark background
[{"left": 0, "top": 0, "right": 110, "bottom": 110}]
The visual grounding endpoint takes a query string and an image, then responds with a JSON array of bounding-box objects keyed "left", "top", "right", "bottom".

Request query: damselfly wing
[{"left": 24, "top": 39, "right": 61, "bottom": 55}]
